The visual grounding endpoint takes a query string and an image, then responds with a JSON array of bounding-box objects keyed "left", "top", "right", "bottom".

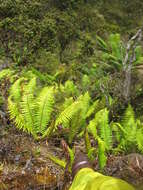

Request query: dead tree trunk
[{"left": 122, "top": 29, "right": 142, "bottom": 102}]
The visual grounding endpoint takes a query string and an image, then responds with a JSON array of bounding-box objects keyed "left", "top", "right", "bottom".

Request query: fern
[
  {"left": 10, "top": 77, "right": 25, "bottom": 102},
  {"left": 24, "top": 77, "right": 37, "bottom": 94},
  {"left": 36, "top": 87, "right": 54, "bottom": 134},
  {"left": 87, "top": 108, "right": 111, "bottom": 167},
  {"left": 86, "top": 99, "right": 105, "bottom": 118},
  {"left": 62, "top": 97, "right": 74, "bottom": 110},
  {"left": 87, "top": 119, "right": 97, "bottom": 139},
  {"left": 67, "top": 146, "right": 75, "bottom": 172},
  {"left": 108, "top": 33, "right": 123, "bottom": 61},
  {"left": 97, "top": 137, "right": 107, "bottom": 169},
  {"left": 8, "top": 96, "right": 25, "bottom": 130},
  {"left": 85, "top": 130, "right": 96, "bottom": 161},
  {"left": 136, "top": 129, "right": 143, "bottom": 153},
  {"left": 0, "top": 69, "right": 14, "bottom": 81},
  {"left": 96, "top": 35, "right": 108, "bottom": 52},
  {"left": 95, "top": 108, "right": 112, "bottom": 149},
  {"left": 112, "top": 105, "right": 143, "bottom": 153},
  {"left": 47, "top": 153, "right": 66, "bottom": 168},
  {"left": 8, "top": 77, "right": 55, "bottom": 139},
  {"left": 56, "top": 92, "right": 91, "bottom": 143},
  {"left": 21, "top": 93, "right": 36, "bottom": 135},
  {"left": 121, "top": 105, "right": 137, "bottom": 144},
  {"left": 55, "top": 100, "right": 81, "bottom": 128}
]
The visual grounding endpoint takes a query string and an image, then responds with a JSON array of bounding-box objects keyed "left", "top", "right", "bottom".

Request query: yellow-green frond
[
  {"left": 8, "top": 96, "right": 25, "bottom": 130},
  {"left": 55, "top": 99, "right": 81, "bottom": 128},
  {"left": 95, "top": 108, "right": 112, "bottom": 149},
  {"left": 36, "top": 87, "right": 55, "bottom": 134},
  {"left": 21, "top": 93, "right": 36, "bottom": 135},
  {"left": 10, "top": 77, "right": 25, "bottom": 102}
]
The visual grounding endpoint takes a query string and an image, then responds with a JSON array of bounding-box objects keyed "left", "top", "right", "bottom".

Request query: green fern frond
[
  {"left": 41, "top": 121, "right": 55, "bottom": 139},
  {"left": 122, "top": 105, "right": 135, "bottom": 126},
  {"left": 96, "top": 36, "right": 108, "bottom": 52},
  {"left": 62, "top": 97, "right": 74, "bottom": 110},
  {"left": 68, "top": 109, "right": 81, "bottom": 144},
  {"left": 122, "top": 105, "right": 137, "bottom": 142},
  {"left": 24, "top": 77, "right": 37, "bottom": 94},
  {"left": 67, "top": 146, "right": 75, "bottom": 172},
  {"left": 108, "top": 33, "right": 123, "bottom": 61},
  {"left": 0, "top": 69, "right": 14, "bottom": 81},
  {"left": 64, "top": 80, "right": 78, "bottom": 96},
  {"left": 85, "top": 129, "right": 92, "bottom": 153},
  {"left": 87, "top": 119, "right": 97, "bottom": 139},
  {"left": 8, "top": 96, "right": 25, "bottom": 130},
  {"left": 86, "top": 99, "right": 102, "bottom": 118},
  {"left": 85, "top": 129, "right": 96, "bottom": 161},
  {"left": 21, "top": 93, "right": 36, "bottom": 136},
  {"left": 136, "top": 129, "right": 143, "bottom": 153},
  {"left": 69, "top": 93, "right": 91, "bottom": 143},
  {"left": 95, "top": 108, "right": 112, "bottom": 149},
  {"left": 79, "top": 92, "right": 91, "bottom": 117},
  {"left": 55, "top": 99, "right": 81, "bottom": 128},
  {"left": 97, "top": 137, "right": 107, "bottom": 169},
  {"left": 47, "top": 153, "right": 66, "bottom": 168},
  {"left": 135, "top": 46, "right": 143, "bottom": 64},
  {"left": 10, "top": 77, "right": 25, "bottom": 102},
  {"left": 36, "top": 87, "right": 55, "bottom": 134}
]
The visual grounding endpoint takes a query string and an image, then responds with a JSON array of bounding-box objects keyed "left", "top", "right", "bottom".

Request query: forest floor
[{"left": 0, "top": 124, "right": 143, "bottom": 190}]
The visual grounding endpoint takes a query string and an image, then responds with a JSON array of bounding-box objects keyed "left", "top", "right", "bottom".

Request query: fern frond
[
  {"left": 87, "top": 119, "right": 97, "bottom": 139},
  {"left": 36, "top": 87, "right": 54, "bottom": 134},
  {"left": 21, "top": 92, "right": 36, "bottom": 136},
  {"left": 24, "top": 77, "right": 37, "bottom": 94},
  {"left": 62, "top": 97, "right": 74, "bottom": 110},
  {"left": 10, "top": 77, "right": 25, "bottom": 102},
  {"left": 8, "top": 96, "right": 25, "bottom": 130},
  {"left": 85, "top": 129, "right": 96, "bottom": 161},
  {"left": 97, "top": 137, "right": 107, "bottom": 169},
  {"left": 122, "top": 105, "right": 137, "bottom": 142},
  {"left": 86, "top": 99, "right": 103, "bottom": 118},
  {"left": 136, "top": 129, "right": 143, "bottom": 153},
  {"left": 68, "top": 109, "right": 81, "bottom": 144},
  {"left": 108, "top": 33, "right": 123, "bottom": 61},
  {"left": 41, "top": 121, "right": 55, "bottom": 139},
  {"left": 0, "top": 69, "right": 14, "bottom": 81},
  {"left": 79, "top": 92, "right": 91, "bottom": 117},
  {"left": 47, "top": 154, "right": 66, "bottom": 168},
  {"left": 95, "top": 108, "right": 112, "bottom": 149},
  {"left": 55, "top": 99, "right": 81, "bottom": 128},
  {"left": 67, "top": 146, "right": 75, "bottom": 172},
  {"left": 85, "top": 130, "right": 92, "bottom": 153},
  {"left": 122, "top": 105, "right": 135, "bottom": 126},
  {"left": 64, "top": 80, "right": 78, "bottom": 96},
  {"left": 135, "top": 46, "right": 143, "bottom": 64},
  {"left": 96, "top": 36, "right": 108, "bottom": 52}
]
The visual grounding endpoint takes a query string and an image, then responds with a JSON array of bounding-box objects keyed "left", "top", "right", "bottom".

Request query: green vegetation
[{"left": 0, "top": 0, "right": 143, "bottom": 173}]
